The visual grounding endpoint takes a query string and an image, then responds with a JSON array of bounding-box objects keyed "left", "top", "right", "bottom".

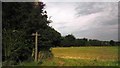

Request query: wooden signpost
[{"left": 32, "top": 32, "right": 40, "bottom": 62}]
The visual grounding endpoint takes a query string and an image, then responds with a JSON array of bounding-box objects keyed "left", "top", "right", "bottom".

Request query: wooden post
[
  {"left": 34, "top": 0, "right": 39, "bottom": 7},
  {"left": 32, "top": 32, "right": 40, "bottom": 62}
]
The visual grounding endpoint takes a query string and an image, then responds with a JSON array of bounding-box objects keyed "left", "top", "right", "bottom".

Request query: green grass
[
  {"left": 41, "top": 57, "right": 118, "bottom": 66},
  {"left": 19, "top": 57, "right": 118, "bottom": 66},
  {"left": 20, "top": 46, "right": 119, "bottom": 66},
  {"left": 18, "top": 61, "right": 39, "bottom": 66}
]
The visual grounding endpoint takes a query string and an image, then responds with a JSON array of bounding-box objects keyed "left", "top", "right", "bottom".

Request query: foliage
[
  {"left": 110, "top": 40, "right": 115, "bottom": 46},
  {"left": 2, "top": 2, "right": 61, "bottom": 65},
  {"left": 61, "top": 34, "right": 75, "bottom": 47},
  {"left": 60, "top": 34, "right": 119, "bottom": 47}
]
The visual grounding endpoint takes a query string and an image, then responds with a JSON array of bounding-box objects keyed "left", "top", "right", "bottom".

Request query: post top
[{"left": 32, "top": 32, "right": 40, "bottom": 36}]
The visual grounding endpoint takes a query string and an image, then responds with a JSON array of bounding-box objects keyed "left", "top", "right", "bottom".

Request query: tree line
[{"left": 59, "top": 34, "right": 120, "bottom": 47}]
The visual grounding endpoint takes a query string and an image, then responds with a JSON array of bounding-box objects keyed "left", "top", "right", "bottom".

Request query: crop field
[
  {"left": 52, "top": 46, "right": 118, "bottom": 61},
  {"left": 41, "top": 46, "right": 118, "bottom": 66},
  {"left": 20, "top": 46, "right": 118, "bottom": 66}
]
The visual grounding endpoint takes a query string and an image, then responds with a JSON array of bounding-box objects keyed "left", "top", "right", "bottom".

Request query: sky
[{"left": 43, "top": 2, "right": 118, "bottom": 41}]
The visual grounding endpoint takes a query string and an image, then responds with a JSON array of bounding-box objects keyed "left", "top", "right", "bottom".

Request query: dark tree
[
  {"left": 109, "top": 40, "right": 115, "bottom": 46},
  {"left": 2, "top": 2, "right": 61, "bottom": 65},
  {"left": 61, "top": 34, "right": 76, "bottom": 47}
]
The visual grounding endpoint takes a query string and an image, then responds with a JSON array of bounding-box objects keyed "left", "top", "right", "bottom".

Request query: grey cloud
[
  {"left": 46, "top": 2, "right": 118, "bottom": 41},
  {"left": 75, "top": 2, "right": 103, "bottom": 16},
  {"left": 73, "top": 27, "right": 118, "bottom": 41},
  {"left": 100, "top": 18, "right": 118, "bottom": 26},
  {"left": 75, "top": 2, "right": 117, "bottom": 16},
  {"left": 75, "top": 2, "right": 118, "bottom": 41}
]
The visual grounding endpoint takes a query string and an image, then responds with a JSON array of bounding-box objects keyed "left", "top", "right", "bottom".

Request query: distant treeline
[{"left": 56, "top": 34, "right": 120, "bottom": 47}]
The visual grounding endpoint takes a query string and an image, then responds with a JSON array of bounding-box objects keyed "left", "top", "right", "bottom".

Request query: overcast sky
[{"left": 44, "top": 2, "right": 118, "bottom": 41}]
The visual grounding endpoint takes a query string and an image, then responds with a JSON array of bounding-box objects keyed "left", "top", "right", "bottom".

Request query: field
[
  {"left": 20, "top": 46, "right": 118, "bottom": 66},
  {"left": 52, "top": 46, "right": 118, "bottom": 61}
]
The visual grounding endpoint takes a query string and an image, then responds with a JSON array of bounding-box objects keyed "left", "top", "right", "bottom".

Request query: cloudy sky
[{"left": 44, "top": 2, "right": 118, "bottom": 41}]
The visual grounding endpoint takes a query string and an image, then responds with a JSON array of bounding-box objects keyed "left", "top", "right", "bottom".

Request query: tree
[
  {"left": 2, "top": 2, "right": 61, "bottom": 65},
  {"left": 61, "top": 34, "right": 76, "bottom": 47},
  {"left": 109, "top": 40, "right": 115, "bottom": 46},
  {"left": 2, "top": 2, "right": 34, "bottom": 65}
]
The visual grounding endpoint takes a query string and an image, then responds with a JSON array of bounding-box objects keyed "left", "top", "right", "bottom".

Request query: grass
[
  {"left": 41, "top": 57, "right": 118, "bottom": 66},
  {"left": 20, "top": 46, "right": 118, "bottom": 66},
  {"left": 19, "top": 57, "right": 118, "bottom": 66}
]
